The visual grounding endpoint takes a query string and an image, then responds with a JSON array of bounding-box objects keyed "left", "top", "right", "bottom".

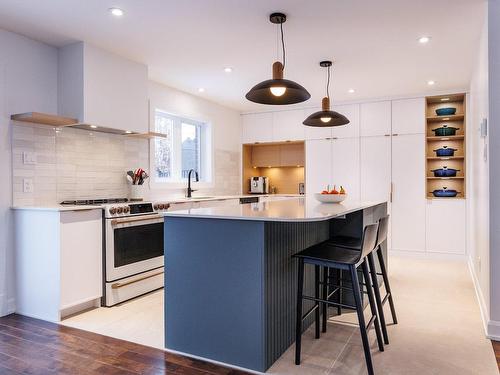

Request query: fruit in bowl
[{"left": 316, "top": 185, "right": 347, "bottom": 203}]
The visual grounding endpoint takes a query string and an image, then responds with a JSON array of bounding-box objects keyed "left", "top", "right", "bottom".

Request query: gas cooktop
[{"left": 60, "top": 198, "right": 128, "bottom": 206}]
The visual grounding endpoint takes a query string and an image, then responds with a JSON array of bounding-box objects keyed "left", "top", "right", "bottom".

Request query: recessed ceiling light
[
  {"left": 224, "top": 67, "right": 233, "bottom": 73},
  {"left": 125, "top": 130, "right": 132, "bottom": 134},
  {"left": 427, "top": 80, "right": 435, "bottom": 86},
  {"left": 198, "top": 88, "right": 205, "bottom": 93},
  {"left": 418, "top": 36, "right": 431, "bottom": 44},
  {"left": 348, "top": 88, "right": 355, "bottom": 93},
  {"left": 109, "top": 7, "right": 124, "bottom": 16},
  {"left": 441, "top": 98, "right": 450, "bottom": 101},
  {"left": 90, "top": 125, "right": 98, "bottom": 129}
]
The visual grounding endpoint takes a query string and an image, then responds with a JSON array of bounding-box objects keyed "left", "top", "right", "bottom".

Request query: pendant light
[
  {"left": 303, "top": 61, "right": 350, "bottom": 127},
  {"left": 245, "top": 13, "right": 310, "bottom": 105}
]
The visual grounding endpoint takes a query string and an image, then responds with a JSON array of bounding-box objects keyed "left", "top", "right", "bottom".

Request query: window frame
[{"left": 149, "top": 107, "right": 214, "bottom": 190}]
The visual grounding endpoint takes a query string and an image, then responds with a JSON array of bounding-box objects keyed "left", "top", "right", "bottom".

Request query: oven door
[{"left": 105, "top": 214, "right": 164, "bottom": 282}]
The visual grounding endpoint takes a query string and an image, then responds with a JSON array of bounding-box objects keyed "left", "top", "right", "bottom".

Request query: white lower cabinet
[
  {"left": 14, "top": 208, "right": 102, "bottom": 322},
  {"left": 60, "top": 210, "right": 103, "bottom": 310},
  {"left": 390, "top": 134, "right": 426, "bottom": 252},
  {"left": 426, "top": 199, "right": 466, "bottom": 254}
]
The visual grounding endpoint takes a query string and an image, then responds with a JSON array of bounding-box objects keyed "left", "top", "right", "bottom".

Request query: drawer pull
[{"left": 111, "top": 271, "right": 164, "bottom": 289}]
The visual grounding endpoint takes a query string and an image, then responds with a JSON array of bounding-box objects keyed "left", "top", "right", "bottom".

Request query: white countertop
[
  {"left": 10, "top": 194, "right": 301, "bottom": 212},
  {"left": 162, "top": 197, "right": 386, "bottom": 222}
]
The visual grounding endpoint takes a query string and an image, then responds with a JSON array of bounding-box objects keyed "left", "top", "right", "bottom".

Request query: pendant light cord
[
  {"left": 280, "top": 21, "right": 286, "bottom": 70},
  {"left": 326, "top": 65, "right": 330, "bottom": 99}
]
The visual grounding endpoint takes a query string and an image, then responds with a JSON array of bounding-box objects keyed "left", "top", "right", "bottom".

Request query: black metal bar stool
[
  {"left": 293, "top": 223, "right": 384, "bottom": 375},
  {"left": 329, "top": 215, "right": 398, "bottom": 343},
  {"left": 329, "top": 215, "right": 398, "bottom": 324}
]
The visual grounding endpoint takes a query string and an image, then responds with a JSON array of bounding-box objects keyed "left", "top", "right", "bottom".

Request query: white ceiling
[{"left": 0, "top": 0, "right": 486, "bottom": 111}]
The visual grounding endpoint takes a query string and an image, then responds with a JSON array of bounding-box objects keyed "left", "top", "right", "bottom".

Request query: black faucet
[{"left": 186, "top": 169, "right": 199, "bottom": 198}]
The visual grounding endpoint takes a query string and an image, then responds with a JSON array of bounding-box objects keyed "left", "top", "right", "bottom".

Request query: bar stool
[
  {"left": 329, "top": 215, "right": 398, "bottom": 343},
  {"left": 293, "top": 223, "right": 384, "bottom": 375}
]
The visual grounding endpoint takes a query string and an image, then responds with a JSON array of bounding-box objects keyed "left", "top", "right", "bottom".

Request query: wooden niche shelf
[
  {"left": 425, "top": 93, "right": 466, "bottom": 199},
  {"left": 11, "top": 112, "right": 78, "bottom": 127}
]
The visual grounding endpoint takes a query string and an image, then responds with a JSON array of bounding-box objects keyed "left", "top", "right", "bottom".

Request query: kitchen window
[{"left": 151, "top": 110, "right": 212, "bottom": 185}]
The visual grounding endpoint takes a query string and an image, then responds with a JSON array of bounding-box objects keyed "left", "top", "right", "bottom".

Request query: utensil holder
[{"left": 129, "top": 185, "right": 144, "bottom": 201}]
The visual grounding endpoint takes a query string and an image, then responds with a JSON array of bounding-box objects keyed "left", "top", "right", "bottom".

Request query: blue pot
[
  {"left": 431, "top": 166, "right": 460, "bottom": 177},
  {"left": 431, "top": 187, "right": 459, "bottom": 198},
  {"left": 435, "top": 107, "right": 457, "bottom": 116},
  {"left": 434, "top": 146, "right": 457, "bottom": 157}
]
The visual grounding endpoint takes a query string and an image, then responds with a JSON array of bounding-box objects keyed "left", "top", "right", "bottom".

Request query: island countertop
[{"left": 162, "top": 196, "right": 385, "bottom": 222}]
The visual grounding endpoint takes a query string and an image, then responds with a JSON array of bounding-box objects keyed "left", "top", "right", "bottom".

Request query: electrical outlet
[
  {"left": 23, "top": 151, "right": 37, "bottom": 165},
  {"left": 23, "top": 178, "right": 34, "bottom": 193}
]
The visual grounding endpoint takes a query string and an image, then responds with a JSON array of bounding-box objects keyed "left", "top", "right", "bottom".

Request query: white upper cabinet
[
  {"left": 360, "top": 101, "right": 392, "bottom": 137},
  {"left": 425, "top": 200, "right": 466, "bottom": 254},
  {"left": 241, "top": 112, "right": 273, "bottom": 143},
  {"left": 272, "top": 109, "right": 305, "bottom": 142},
  {"left": 305, "top": 139, "right": 332, "bottom": 194},
  {"left": 332, "top": 104, "right": 360, "bottom": 138},
  {"left": 58, "top": 42, "right": 148, "bottom": 133},
  {"left": 392, "top": 98, "right": 425, "bottom": 135},
  {"left": 390, "top": 134, "right": 426, "bottom": 252},
  {"left": 331, "top": 138, "right": 360, "bottom": 200},
  {"left": 304, "top": 107, "right": 333, "bottom": 140},
  {"left": 360, "top": 136, "right": 391, "bottom": 202}
]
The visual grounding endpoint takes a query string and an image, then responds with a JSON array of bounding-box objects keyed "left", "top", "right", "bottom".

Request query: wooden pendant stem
[
  {"left": 322, "top": 97, "right": 330, "bottom": 111},
  {"left": 272, "top": 61, "right": 284, "bottom": 80}
]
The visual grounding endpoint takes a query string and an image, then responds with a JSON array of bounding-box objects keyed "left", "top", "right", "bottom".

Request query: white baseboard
[
  {"left": 0, "top": 294, "right": 16, "bottom": 317},
  {"left": 389, "top": 249, "right": 467, "bottom": 261},
  {"left": 487, "top": 320, "right": 500, "bottom": 341},
  {"left": 467, "top": 256, "right": 490, "bottom": 338}
]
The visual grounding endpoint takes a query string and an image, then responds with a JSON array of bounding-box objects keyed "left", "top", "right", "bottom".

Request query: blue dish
[
  {"left": 431, "top": 188, "right": 459, "bottom": 198},
  {"left": 435, "top": 107, "right": 456, "bottom": 116},
  {"left": 433, "top": 146, "right": 457, "bottom": 157}
]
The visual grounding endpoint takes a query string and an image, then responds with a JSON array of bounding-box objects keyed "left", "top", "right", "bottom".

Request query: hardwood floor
[
  {"left": 0, "top": 314, "right": 251, "bottom": 375},
  {"left": 492, "top": 340, "right": 500, "bottom": 372}
]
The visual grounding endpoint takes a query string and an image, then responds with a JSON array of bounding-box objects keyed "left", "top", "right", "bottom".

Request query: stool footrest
[
  {"left": 301, "top": 303, "right": 320, "bottom": 323},
  {"left": 301, "top": 294, "right": 356, "bottom": 311}
]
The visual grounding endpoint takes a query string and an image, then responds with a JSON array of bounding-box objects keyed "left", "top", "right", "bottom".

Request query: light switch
[
  {"left": 23, "top": 178, "right": 34, "bottom": 193},
  {"left": 23, "top": 151, "right": 37, "bottom": 165}
]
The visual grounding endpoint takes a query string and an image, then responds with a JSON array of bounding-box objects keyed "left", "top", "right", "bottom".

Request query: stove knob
[
  {"left": 165, "top": 203, "right": 170, "bottom": 211},
  {"left": 116, "top": 207, "right": 124, "bottom": 214},
  {"left": 109, "top": 207, "right": 117, "bottom": 215},
  {"left": 153, "top": 204, "right": 159, "bottom": 211},
  {"left": 158, "top": 203, "right": 164, "bottom": 210},
  {"left": 123, "top": 206, "right": 130, "bottom": 213}
]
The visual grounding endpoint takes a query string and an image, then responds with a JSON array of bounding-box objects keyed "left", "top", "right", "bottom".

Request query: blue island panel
[{"left": 164, "top": 217, "right": 266, "bottom": 371}]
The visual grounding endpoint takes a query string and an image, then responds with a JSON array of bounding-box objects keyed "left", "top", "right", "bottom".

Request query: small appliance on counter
[
  {"left": 250, "top": 176, "right": 269, "bottom": 194},
  {"left": 299, "top": 182, "right": 305, "bottom": 195}
]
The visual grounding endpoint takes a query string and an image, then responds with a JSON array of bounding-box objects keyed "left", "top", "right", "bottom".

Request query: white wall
[
  {"left": 488, "top": 0, "right": 500, "bottom": 338},
  {"left": 467, "top": 4, "right": 490, "bottom": 333},
  {"left": 0, "top": 28, "right": 58, "bottom": 316}
]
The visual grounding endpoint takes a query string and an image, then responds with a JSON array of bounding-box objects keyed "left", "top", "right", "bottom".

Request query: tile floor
[{"left": 62, "top": 256, "right": 498, "bottom": 374}]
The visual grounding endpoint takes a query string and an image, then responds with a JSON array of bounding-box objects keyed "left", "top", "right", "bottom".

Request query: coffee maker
[{"left": 250, "top": 177, "right": 269, "bottom": 194}]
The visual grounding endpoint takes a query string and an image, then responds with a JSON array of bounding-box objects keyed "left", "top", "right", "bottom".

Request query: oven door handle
[
  {"left": 110, "top": 214, "right": 163, "bottom": 226},
  {"left": 111, "top": 270, "right": 164, "bottom": 289}
]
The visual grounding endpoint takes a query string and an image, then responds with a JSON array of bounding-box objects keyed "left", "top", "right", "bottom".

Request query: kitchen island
[{"left": 163, "top": 197, "right": 387, "bottom": 372}]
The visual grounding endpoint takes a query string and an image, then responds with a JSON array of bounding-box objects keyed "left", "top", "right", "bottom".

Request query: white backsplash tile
[{"left": 12, "top": 124, "right": 240, "bottom": 205}]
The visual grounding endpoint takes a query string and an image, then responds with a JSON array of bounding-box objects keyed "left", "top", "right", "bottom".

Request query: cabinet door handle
[
  {"left": 384, "top": 134, "right": 391, "bottom": 137},
  {"left": 392, "top": 133, "right": 399, "bottom": 136}
]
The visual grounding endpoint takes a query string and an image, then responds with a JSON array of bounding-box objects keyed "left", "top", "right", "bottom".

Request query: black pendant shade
[
  {"left": 303, "top": 109, "right": 350, "bottom": 127},
  {"left": 303, "top": 61, "right": 349, "bottom": 127},
  {"left": 246, "top": 64, "right": 311, "bottom": 105},
  {"left": 246, "top": 13, "right": 310, "bottom": 105}
]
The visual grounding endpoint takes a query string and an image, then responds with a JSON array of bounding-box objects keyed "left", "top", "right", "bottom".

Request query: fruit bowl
[{"left": 314, "top": 193, "right": 347, "bottom": 203}]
